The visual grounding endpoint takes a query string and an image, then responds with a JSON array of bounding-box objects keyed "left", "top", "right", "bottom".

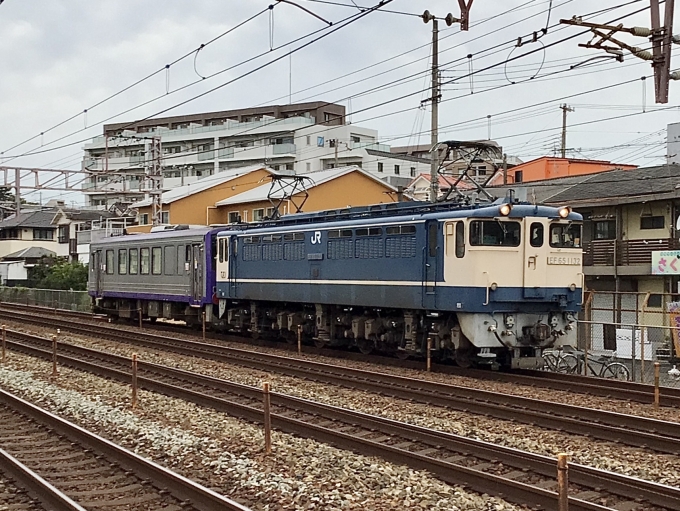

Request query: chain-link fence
[
  {"left": 580, "top": 290, "right": 680, "bottom": 387},
  {"left": 0, "top": 287, "right": 91, "bottom": 312}
]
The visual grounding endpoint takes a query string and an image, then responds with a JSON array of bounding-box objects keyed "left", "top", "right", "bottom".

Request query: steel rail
[
  {"left": 0, "top": 447, "right": 87, "bottom": 511},
  {"left": 0, "top": 387, "right": 251, "bottom": 511},
  {"left": 6, "top": 314, "right": 677, "bottom": 455},
  {"left": 6, "top": 332, "right": 678, "bottom": 511},
  {"left": 1, "top": 302, "right": 679, "bottom": 407}
]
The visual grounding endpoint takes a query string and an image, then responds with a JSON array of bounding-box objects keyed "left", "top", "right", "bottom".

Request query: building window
[
  {"left": 152, "top": 247, "right": 162, "bottom": 274},
  {"left": 0, "top": 229, "right": 19, "bottom": 239},
  {"left": 306, "top": 135, "right": 311, "bottom": 146},
  {"left": 58, "top": 226, "right": 69, "bottom": 244},
  {"left": 106, "top": 250, "right": 114, "bottom": 275},
  {"left": 515, "top": 170, "right": 523, "bottom": 183},
  {"left": 410, "top": 167, "right": 416, "bottom": 177},
  {"left": 378, "top": 162, "right": 383, "bottom": 173},
  {"left": 317, "top": 137, "right": 324, "bottom": 147},
  {"left": 228, "top": 212, "right": 239, "bottom": 224},
  {"left": 648, "top": 294, "right": 663, "bottom": 308},
  {"left": 394, "top": 164, "right": 400, "bottom": 175},
  {"left": 118, "top": 249, "right": 127, "bottom": 274},
  {"left": 253, "top": 209, "right": 265, "bottom": 222},
  {"left": 140, "top": 213, "right": 149, "bottom": 225},
  {"left": 640, "top": 216, "right": 665, "bottom": 230},
  {"left": 266, "top": 207, "right": 275, "bottom": 218},
  {"left": 129, "top": 248, "right": 138, "bottom": 274},
  {"left": 351, "top": 135, "right": 360, "bottom": 143},
  {"left": 594, "top": 220, "right": 616, "bottom": 240},
  {"left": 140, "top": 248, "right": 150, "bottom": 275},
  {"left": 161, "top": 211, "right": 169, "bottom": 224},
  {"left": 306, "top": 162, "right": 311, "bottom": 172},
  {"left": 33, "top": 228, "right": 53, "bottom": 240}
]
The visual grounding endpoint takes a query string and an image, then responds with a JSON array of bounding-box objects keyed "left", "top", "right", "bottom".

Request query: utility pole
[
  {"left": 334, "top": 139, "right": 338, "bottom": 168},
  {"left": 422, "top": 12, "right": 454, "bottom": 202},
  {"left": 502, "top": 153, "right": 508, "bottom": 185},
  {"left": 561, "top": 0, "right": 678, "bottom": 103},
  {"left": 560, "top": 104, "right": 574, "bottom": 159}
]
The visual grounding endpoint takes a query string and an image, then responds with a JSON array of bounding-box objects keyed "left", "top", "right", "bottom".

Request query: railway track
[
  {"left": 3, "top": 307, "right": 679, "bottom": 455},
  {"left": 0, "top": 385, "right": 249, "bottom": 511},
  {"left": 3, "top": 327, "right": 679, "bottom": 511},
  {"left": 1, "top": 302, "right": 678, "bottom": 407}
]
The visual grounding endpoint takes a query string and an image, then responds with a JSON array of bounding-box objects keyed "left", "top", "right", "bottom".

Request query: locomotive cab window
[
  {"left": 550, "top": 223, "right": 582, "bottom": 248},
  {"left": 428, "top": 223, "right": 437, "bottom": 257},
  {"left": 530, "top": 222, "right": 544, "bottom": 248},
  {"left": 455, "top": 221, "right": 465, "bottom": 258},
  {"left": 470, "top": 220, "right": 521, "bottom": 247}
]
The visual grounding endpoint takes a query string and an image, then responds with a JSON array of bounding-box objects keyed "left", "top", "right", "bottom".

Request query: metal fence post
[
  {"left": 297, "top": 325, "right": 302, "bottom": 355},
  {"left": 263, "top": 382, "right": 272, "bottom": 454},
  {"left": 557, "top": 453, "right": 569, "bottom": 511},
  {"left": 631, "top": 325, "right": 637, "bottom": 383},
  {"left": 427, "top": 337, "right": 432, "bottom": 372},
  {"left": 51, "top": 335, "right": 58, "bottom": 377},
  {"left": 131, "top": 354, "right": 138, "bottom": 409},
  {"left": 202, "top": 311, "right": 206, "bottom": 342},
  {"left": 1, "top": 325, "right": 6, "bottom": 364},
  {"left": 654, "top": 362, "right": 660, "bottom": 409}
]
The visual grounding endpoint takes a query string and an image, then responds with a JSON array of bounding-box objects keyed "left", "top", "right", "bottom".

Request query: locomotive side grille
[
  {"left": 328, "top": 239, "right": 354, "bottom": 260},
  {"left": 386, "top": 236, "right": 416, "bottom": 258},
  {"left": 283, "top": 242, "right": 305, "bottom": 261},
  {"left": 355, "top": 238, "right": 384, "bottom": 259}
]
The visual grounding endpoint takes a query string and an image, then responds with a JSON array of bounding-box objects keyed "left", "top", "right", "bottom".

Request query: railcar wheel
[
  {"left": 314, "top": 339, "right": 327, "bottom": 349},
  {"left": 357, "top": 339, "right": 374, "bottom": 355},
  {"left": 283, "top": 331, "right": 297, "bottom": 345}
]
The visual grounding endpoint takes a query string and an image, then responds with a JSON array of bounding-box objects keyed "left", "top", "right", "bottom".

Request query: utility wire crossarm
[{"left": 560, "top": 0, "right": 680, "bottom": 103}]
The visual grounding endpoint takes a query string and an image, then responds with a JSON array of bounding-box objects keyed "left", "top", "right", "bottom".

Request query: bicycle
[
  {"left": 541, "top": 346, "right": 580, "bottom": 373},
  {"left": 560, "top": 349, "right": 630, "bottom": 380}
]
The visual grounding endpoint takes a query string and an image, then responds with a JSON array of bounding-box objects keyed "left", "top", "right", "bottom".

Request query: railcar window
[
  {"left": 550, "top": 223, "right": 582, "bottom": 248},
  {"left": 356, "top": 227, "right": 383, "bottom": 237},
  {"left": 152, "top": 247, "right": 162, "bottom": 275},
  {"left": 218, "top": 239, "right": 224, "bottom": 263},
  {"left": 140, "top": 248, "right": 150, "bottom": 275},
  {"left": 328, "top": 230, "right": 352, "bottom": 239},
  {"left": 469, "top": 221, "right": 521, "bottom": 247},
  {"left": 530, "top": 223, "right": 544, "bottom": 248},
  {"left": 105, "top": 250, "right": 114, "bottom": 274},
  {"left": 283, "top": 232, "right": 304, "bottom": 241},
  {"left": 164, "top": 246, "right": 175, "bottom": 275},
  {"left": 118, "top": 249, "right": 127, "bottom": 274},
  {"left": 185, "top": 245, "right": 191, "bottom": 263},
  {"left": 455, "top": 221, "right": 465, "bottom": 258},
  {"left": 129, "top": 249, "right": 138, "bottom": 274}
]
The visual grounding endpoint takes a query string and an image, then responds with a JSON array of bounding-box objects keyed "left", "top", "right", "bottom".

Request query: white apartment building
[{"left": 81, "top": 102, "right": 429, "bottom": 208}]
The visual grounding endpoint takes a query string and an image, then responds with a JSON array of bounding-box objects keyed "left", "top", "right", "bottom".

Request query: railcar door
[
  {"left": 422, "top": 220, "right": 438, "bottom": 309},
  {"left": 523, "top": 219, "right": 547, "bottom": 298},
  {"left": 228, "top": 235, "right": 238, "bottom": 298},
  {"left": 93, "top": 249, "right": 103, "bottom": 296},
  {"left": 191, "top": 243, "right": 204, "bottom": 302}
]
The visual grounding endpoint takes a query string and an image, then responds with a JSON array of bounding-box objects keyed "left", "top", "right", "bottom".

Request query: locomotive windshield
[
  {"left": 550, "top": 223, "right": 582, "bottom": 248},
  {"left": 469, "top": 220, "right": 521, "bottom": 247}
]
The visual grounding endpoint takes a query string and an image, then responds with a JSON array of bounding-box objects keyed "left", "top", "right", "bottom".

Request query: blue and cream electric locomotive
[{"left": 214, "top": 199, "right": 583, "bottom": 369}]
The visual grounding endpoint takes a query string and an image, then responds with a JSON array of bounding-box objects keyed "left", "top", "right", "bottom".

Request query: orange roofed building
[{"left": 487, "top": 156, "right": 637, "bottom": 186}]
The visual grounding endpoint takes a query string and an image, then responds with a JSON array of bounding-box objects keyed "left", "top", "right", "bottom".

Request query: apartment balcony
[
  {"left": 81, "top": 180, "right": 145, "bottom": 193},
  {"left": 583, "top": 238, "right": 680, "bottom": 276},
  {"left": 272, "top": 142, "right": 296, "bottom": 155}
]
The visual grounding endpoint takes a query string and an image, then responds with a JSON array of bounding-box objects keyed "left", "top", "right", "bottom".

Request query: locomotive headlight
[
  {"left": 490, "top": 282, "right": 498, "bottom": 291},
  {"left": 499, "top": 203, "right": 512, "bottom": 216},
  {"left": 569, "top": 283, "right": 577, "bottom": 292},
  {"left": 558, "top": 206, "right": 572, "bottom": 218}
]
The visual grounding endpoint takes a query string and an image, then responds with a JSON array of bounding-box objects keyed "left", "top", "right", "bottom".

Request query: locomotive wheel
[
  {"left": 454, "top": 348, "right": 473, "bottom": 369},
  {"left": 357, "top": 338, "right": 374, "bottom": 355},
  {"left": 395, "top": 350, "right": 410, "bottom": 360},
  {"left": 284, "top": 331, "right": 297, "bottom": 345}
]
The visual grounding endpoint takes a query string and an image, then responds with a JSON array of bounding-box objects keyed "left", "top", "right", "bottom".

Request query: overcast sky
[{"left": 0, "top": 0, "right": 678, "bottom": 204}]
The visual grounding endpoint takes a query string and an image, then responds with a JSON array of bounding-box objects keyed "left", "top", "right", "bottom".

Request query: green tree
[{"left": 27, "top": 258, "right": 88, "bottom": 290}]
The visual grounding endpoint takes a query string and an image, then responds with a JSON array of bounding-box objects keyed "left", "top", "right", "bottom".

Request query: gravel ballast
[{"left": 0, "top": 352, "right": 524, "bottom": 511}]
